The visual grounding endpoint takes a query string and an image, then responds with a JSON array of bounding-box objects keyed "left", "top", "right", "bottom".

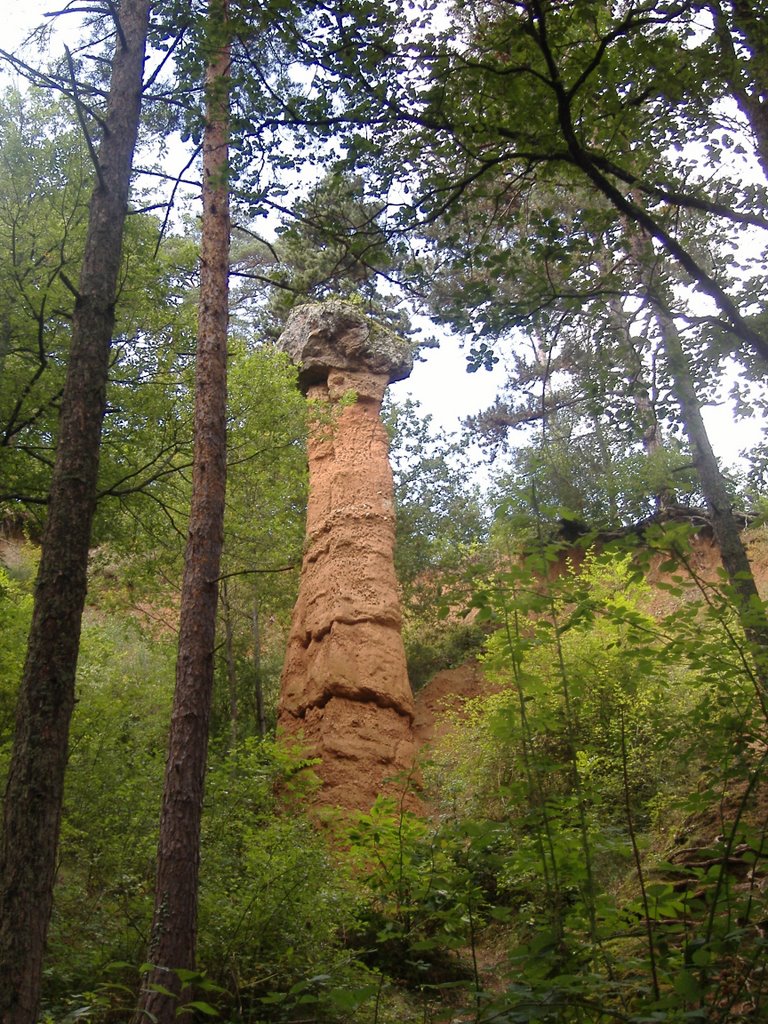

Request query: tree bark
[
  {"left": 624, "top": 218, "right": 768, "bottom": 689},
  {"left": 0, "top": 4, "right": 150, "bottom": 1020},
  {"left": 221, "top": 577, "right": 239, "bottom": 748},
  {"left": 137, "top": 3, "right": 230, "bottom": 1021},
  {"left": 604, "top": 293, "right": 672, "bottom": 513},
  {"left": 252, "top": 596, "right": 267, "bottom": 738},
  {"left": 652, "top": 296, "right": 768, "bottom": 686}
]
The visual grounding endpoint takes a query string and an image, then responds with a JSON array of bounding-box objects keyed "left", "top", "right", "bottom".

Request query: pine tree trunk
[
  {"left": 137, "top": 4, "right": 230, "bottom": 1020},
  {"left": 0, "top": 5, "right": 150, "bottom": 1020}
]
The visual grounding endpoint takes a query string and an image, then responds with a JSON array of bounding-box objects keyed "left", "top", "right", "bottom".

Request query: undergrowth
[{"left": 5, "top": 527, "right": 768, "bottom": 1022}]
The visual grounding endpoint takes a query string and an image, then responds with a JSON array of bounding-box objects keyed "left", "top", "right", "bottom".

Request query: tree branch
[
  {"left": 65, "top": 45, "right": 106, "bottom": 191},
  {"left": 530, "top": 1, "right": 768, "bottom": 363},
  {"left": 153, "top": 143, "right": 203, "bottom": 257},
  {"left": 103, "top": 0, "right": 127, "bottom": 49},
  {"left": 217, "top": 565, "right": 297, "bottom": 582}
]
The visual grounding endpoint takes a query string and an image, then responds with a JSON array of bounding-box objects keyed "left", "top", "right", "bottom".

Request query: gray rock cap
[{"left": 277, "top": 300, "right": 413, "bottom": 392}]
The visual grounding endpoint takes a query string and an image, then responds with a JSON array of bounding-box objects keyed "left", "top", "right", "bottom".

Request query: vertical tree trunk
[
  {"left": 221, "top": 577, "right": 239, "bottom": 748},
  {"left": 591, "top": 414, "right": 620, "bottom": 522},
  {"left": 624, "top": 222, "right": 768, "bottom": 686},
  {"left": 652, "top": 295, "right": 768, "bottom": 685},
  {"left": 137, "top": 3, "right": 230, "bottom": 1021},
  {"left": 252, "top": 596, "right": 267, "bottom": 738},
  {"left": 0, "top": 5, "right": 150, "bottom": 1020},
  {"left": 605, "top": 296, "right": 673, "bottom": 513}
]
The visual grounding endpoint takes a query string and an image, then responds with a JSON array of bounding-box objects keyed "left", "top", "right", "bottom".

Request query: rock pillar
[{"left": 277, "top": 301, "right": 416, "bottom": 810}]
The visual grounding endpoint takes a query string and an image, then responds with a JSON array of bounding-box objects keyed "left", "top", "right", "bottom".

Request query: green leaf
[
  {"left": 411, "top": 938, "right": 440, "bottom": 951},
  {"left": 259, "top": 991, "right": 287, "bottom": 1004},
  {"left": 180, "top": 1001, "right": 219, "bottom": 1017},
  {"left": 328, "top": 985, "right": 379, "bottom": 1011},
  {"left": 148, "top": 983, "right": 178, "bottom": 999},
  {"left": 674, "top": 970, "right": 701, "bottom": 999},
  {"left": 658, "top": 559, "right": 680, "bottom": 573},
  {"left": 105, "top": 960, "right": 135, "bottom": 972},
  {"left": 646, "top": 883, "right": 674, "bottom": 898},
  {"left": 174, "top": 968, "right": 203, "bottom": 984}
]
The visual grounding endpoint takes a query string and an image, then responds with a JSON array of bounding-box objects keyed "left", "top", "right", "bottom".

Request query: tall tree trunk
[
  {"left": 591, "top": 414, "right": 620, "bottom": 522},
  {"left": 605, "top": 295, "right": 673, "bottom": 513},
  {"left": 221, "top": 577, "right": 239, "bottom": 748},
  {"left": 651, "top": 295, "right": 768, "bottom": 688},
  {"left": 624, "top": 221, "right": 768, "bottom": 687},
  {"left": 0, "top": 5, "right": 150, "bottom": 1020},
  {"left": 252, "top": 596, "right": 267, "bottom": 738},
  {"left": 604, "top": 291, "right": 664, "bottom": 454},
  {"left": 137, "top": 4, "right": 230, "bottom": 1021}
]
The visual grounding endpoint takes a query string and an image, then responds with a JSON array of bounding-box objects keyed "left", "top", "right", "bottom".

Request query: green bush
[
  {"left": 0, "top": 558, "right": 34, "bottom": 749},
  {"left": 345, "top": 796, "right": 482, "bottom": 988},
  {"left": 197, "top": 739, "right": 362, "bottom": 1017},
  {"left": 44, "top": 617, "right": 175, "bottom": 1009}
]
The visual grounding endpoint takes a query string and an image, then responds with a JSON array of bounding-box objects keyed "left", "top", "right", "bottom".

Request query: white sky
[
  {"left": 1, "top": 3, "right": 764, "bottom": 472},
  {"left": 3, "top": 2, "right": 74, "bottom": 67}
]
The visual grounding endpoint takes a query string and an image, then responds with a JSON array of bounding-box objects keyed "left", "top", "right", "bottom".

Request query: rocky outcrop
[
  {"left": 277, "top": 302, "right": 417, "bottom": 810},
  {"left": 278, "top": 300, "right": 413, "bottom": 392}
]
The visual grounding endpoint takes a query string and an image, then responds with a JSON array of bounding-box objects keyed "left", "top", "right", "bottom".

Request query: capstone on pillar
[{"left": 277, "top": 300, "right": 416, "bottom": 810}]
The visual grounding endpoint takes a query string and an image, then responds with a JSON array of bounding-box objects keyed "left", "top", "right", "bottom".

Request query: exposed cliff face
[{"left": 278, "top": 303, "right": 417, "bottom": 811}]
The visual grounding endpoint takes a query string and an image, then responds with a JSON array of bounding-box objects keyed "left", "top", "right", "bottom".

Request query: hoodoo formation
[{"left": 277, "top": 301, "right": 416, "bottom": 810}]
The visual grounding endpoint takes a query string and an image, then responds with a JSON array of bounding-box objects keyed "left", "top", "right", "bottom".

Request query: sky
[
  {"left": 1, "top": 3, "right": 764, "bottom": 472},
  {"left": 1, "top": 2, "right": 500, "bottom": 435}
]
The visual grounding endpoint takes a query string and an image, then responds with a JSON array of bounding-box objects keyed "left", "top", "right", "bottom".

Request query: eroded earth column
[{"left": 278, "top": 301, "right": 416, "bottom": 810}]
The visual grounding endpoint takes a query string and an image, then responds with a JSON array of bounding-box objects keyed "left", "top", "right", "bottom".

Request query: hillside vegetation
[{"left": 2, "top": 521, "right": 767, "bottom": 1023}]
